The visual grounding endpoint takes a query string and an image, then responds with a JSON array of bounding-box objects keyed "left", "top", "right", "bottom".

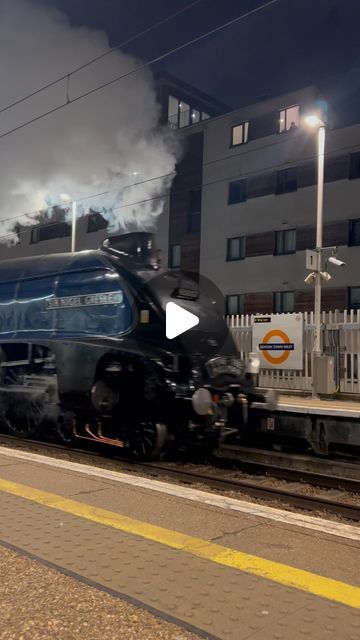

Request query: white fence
[{"left": 227, "top": 310, "right": 360, "bottom": 394}]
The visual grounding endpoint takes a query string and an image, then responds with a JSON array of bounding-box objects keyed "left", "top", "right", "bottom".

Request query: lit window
[
  {"left": 349, "top": 287, "right": 360, "bottom": 310},
  {"left": 349, "top": 151, "right": 360, "bottom": 179},
  {"left": 279, "top": 105, "right": 299, "bottom": 133},
  {"left": 274, "top": 229, "right": 296, "bottom": 255},
  {"left": 179, "top": 102, "right": 190, "bottom": 128},
  {"left": 349, "top": 219, "right": 360, "bottom": 246},
  {"left": 168, "top": 95, "right": 179, "bottom": 129},
  {"left": 227, "top": 237, "right": 246, "bottom": 261},
  {"left": 226, "top": 294, "right": 244, "bottom": 315},
  {"left": 191, "top": 108, "right": 200, "bottom": 123},
  {"left": 231, "top": 122, "right": 249, "bottom": 147},
  {"left": 276, "top": 167, "right": 298, "bottom": 194},
  {"left": 228, "top": 179, "right": 247, "bottom": 205},
  {"left": 202, "top": 112, "right": 210, "bottom": 120},
  {"left": 273, "top": 291, "right": 294, "bottom": 313},
  {"left": 169, "top": 244, "right": 181, "bottom": 269}
]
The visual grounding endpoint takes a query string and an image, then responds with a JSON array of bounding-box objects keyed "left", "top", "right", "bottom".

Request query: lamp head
[{"left": 303, "top": 114, "right": 325, "bottom": 128}]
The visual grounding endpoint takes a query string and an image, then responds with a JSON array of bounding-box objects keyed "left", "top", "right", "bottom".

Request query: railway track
[{"left": 0, "top": 433, "right": 359, "bottom": 521}]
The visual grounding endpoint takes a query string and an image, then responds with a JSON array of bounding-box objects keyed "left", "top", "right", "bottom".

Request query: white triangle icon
[{"left": 166, "top": 301, "right": 199, "bottom": 339}]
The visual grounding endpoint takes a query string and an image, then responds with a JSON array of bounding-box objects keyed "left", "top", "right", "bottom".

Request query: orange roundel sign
[{"left": 260, "top": 329, "right": 293, "bottom": 365}]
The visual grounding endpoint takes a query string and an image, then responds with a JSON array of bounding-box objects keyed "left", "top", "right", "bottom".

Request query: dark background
[{"left": 38, "top": 0, "right": 360, "bottom": 123}]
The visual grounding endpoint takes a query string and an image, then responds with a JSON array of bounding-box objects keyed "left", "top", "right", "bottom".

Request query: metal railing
[{"left": 227, "top": 310, "right": 360, "bottom": 394}]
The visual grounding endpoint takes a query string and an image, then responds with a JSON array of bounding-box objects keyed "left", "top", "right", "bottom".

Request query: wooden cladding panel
[
  {"left": 323, "top": 221, "right": 348, "bottom": 247},
  {"left": 322, "top": 288, "right": 347, "bottom": 311},
  {"left": 244, "top": 292, "right": 273, "bottom": 314},
  {"left": 247, "top": 172, "right": 276, "bottom": 199},
  {"left": 246, "top": 232, "right": 274, "bottom": 257},
  {"left": 324, "top": 154, "right": 349, "bottom": 183},
  {"left": 296, "top": 226, "right": 316, "bottom": 251},
  {"left": 298, "top": 161, "right": 316, "bottom": 188},
  {"left": 295, "top": 290, "right": 314, "bottom": 312},
  {"left": 295, "top": 288, "right": 347, "bottom": 312},
  {"left": 180, "top": 235, "right": 201, "bottom": 274},
  {"left": 169, "top": 132, "right": 203, "bottom": 274}
]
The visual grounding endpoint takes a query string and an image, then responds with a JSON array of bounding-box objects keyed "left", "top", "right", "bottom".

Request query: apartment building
[
  {"left": 164, "top": 85, "right": 360, "bottom": 314},
  {"left": 3, "top": 74, "right": 360, "bottom": 315}
]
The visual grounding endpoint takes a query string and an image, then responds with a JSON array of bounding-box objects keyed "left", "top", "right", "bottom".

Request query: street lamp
[{"left": 304, "top": 114, "right": 326, "bottom": 358}]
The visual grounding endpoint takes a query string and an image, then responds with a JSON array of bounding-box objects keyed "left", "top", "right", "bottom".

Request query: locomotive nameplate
[{"left": 47, "top": 291, "right": 123, "bottom": 309}]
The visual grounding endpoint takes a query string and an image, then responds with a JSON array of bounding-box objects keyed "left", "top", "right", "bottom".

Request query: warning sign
[{"left": 252, "top": 314, "right": 303, "bottom": 370}]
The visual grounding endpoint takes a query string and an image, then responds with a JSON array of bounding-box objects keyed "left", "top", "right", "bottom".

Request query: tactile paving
[{"left": 0, "top": 489, "right": 359, "bottom": 640}]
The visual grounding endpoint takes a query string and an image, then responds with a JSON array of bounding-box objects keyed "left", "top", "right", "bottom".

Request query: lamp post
[
  {"left": 71, "top": 200, "right": 77, "bottom": 253},
  {"left": 304, "top": 115, "right": 326, "bottom": 357}
]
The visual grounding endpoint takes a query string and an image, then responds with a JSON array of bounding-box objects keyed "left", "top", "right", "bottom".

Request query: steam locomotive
[{"left": 0, "top": 232, "right": 273, "bottom": 459}]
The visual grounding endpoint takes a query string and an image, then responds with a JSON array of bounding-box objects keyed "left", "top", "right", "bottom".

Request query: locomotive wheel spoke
[
  {"left": 127, "top": 420, "right": 168, "bottom": 461},
  {"left": 4, "top": 396, "right": 44, "bottom": 438}
]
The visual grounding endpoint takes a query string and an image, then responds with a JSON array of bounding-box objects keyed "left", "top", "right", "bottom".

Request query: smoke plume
[{"left": 0, "top": 0, "right": 179, "bottom": 243}]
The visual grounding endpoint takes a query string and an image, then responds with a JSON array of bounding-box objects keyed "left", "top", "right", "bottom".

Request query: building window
[
  {"left": 202, "top": 112, "right": 210, "bottom": 120},
  {"left": 227, "top": 236, "right": 246, "bottom": 261},
  {"left": 276, "top": 167, "right": 298, "bottom": 194},
  {"left": 168, "top": 95, "right": 179, "bottom": 129},
  {"left": 231, "top": 122, "right": 249, "bottom": 147},
  {"left": 191, "top": 108, "right": 200, "bottom": 124},
  {"left": 273, "top": 291, "right": 294, "bottom": 313},
  {"left": 279, "top": 105, "right": 299, "bottom": 133},
  {"left": 349, "top": 219, "right": 360, "bottom": 246},
  {"left": 226, "top": 294, "right": 244, "bottom": 315},
  {"left": 188, "top": 189, "right": 201, "bottom": 232},
  {"left": 87, "top": 212, "right": 108, "bottom": 233},
  {"left": 228, "top": 179, "right": 247, "bottom": 205},
  {"left": 349, "top": 151, "right": 360, "bottom": 180},
  {"left": 179, "top": 101, "right": 190, "bottom": 128},
  {"left": 169, "top": 243, "right": 181, "bottom": 269},
  {"left": 274, "top": 229, "right": 296, "bottom": 255},
  {"left": 30, "top": 221, "right": 71, "bottom": 244}
]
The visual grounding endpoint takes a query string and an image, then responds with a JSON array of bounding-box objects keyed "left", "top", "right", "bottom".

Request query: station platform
[
  {"left": 0, "top": 446, "right": 359, "bottom": 640},
  {"left": 278, "top": 394, "right": 360, "bottom": 417}
]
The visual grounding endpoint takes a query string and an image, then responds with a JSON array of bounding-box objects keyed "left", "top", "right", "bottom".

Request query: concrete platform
[
  {"left": 0, "top": 446, "right": 359, "bottom": 640},
  {"left": 278, "top": 394, "right": 360, "bottom": 417}
]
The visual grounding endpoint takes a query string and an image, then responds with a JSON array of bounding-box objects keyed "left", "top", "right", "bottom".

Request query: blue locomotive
[{"left": 0, "top": 232, "right": 270, "bottom": 458}]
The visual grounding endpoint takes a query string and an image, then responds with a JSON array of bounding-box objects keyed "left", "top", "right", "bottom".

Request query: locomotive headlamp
[
  {"left": 192, "top": 387, "right": 213, "bottom": 415},
  {"left": 245, "top": 352, "right": 260, "bottom": 375}
]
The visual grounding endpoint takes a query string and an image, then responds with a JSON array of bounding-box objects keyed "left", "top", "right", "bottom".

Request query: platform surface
[
  {"left": 278, "top": 394, "right": 360, "bottom": 417},
  {"left": 0, "top": 446, "right": 359, "bottom": 640}
]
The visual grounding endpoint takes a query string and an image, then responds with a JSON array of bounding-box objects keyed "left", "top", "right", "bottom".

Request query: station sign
[{"left": 252, "top": 314, "right": 303, "bottom": 370}]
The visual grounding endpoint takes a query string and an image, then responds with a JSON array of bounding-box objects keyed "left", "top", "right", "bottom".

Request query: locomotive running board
[{"left": 72, "top": 420, "right": 125, "bottom": 448}]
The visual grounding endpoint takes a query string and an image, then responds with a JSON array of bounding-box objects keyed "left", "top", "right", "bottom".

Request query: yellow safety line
[{"left": 0, "top": 477, "right": 359, "bottom": 610}]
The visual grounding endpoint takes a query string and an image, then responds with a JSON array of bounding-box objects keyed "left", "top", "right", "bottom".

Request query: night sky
[{"left": 38, "top": 0, "right": 360, "bottom": 124}]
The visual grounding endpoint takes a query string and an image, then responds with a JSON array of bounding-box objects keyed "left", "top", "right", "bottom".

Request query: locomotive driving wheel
[
  {"left": 3, "top": 395, "right": 44, "bottom": 438},
  {"left": 126, "top": 420, "right": 168, "bottom": 460}
]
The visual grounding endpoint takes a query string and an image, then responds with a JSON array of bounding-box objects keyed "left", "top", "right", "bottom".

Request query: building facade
[
  {"left": 165, "top": 85, "right": 360, "bottom": 314},
  {"left": 3, "top": 76, "right": 360, "bottom": 315}
]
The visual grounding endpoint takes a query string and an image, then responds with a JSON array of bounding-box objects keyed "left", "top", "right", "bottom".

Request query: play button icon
[{"left": 166, "top": 302, "right": 199, "bottom": 339}]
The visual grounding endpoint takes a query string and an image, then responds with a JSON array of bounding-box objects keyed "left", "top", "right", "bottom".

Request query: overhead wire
[
  {"left": 0, "top": 0, "right": 204, "bottom": 116},
  {"left": 0, "top": 0, "right": 281, "bottom": 141},
  {"left": 1, "top": 137, "right": 359, "bottom": 245}
]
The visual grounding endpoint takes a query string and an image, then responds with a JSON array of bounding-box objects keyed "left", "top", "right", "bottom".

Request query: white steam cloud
[{"left": 0, "top": 0, "right": 179, "bottom": 243}]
